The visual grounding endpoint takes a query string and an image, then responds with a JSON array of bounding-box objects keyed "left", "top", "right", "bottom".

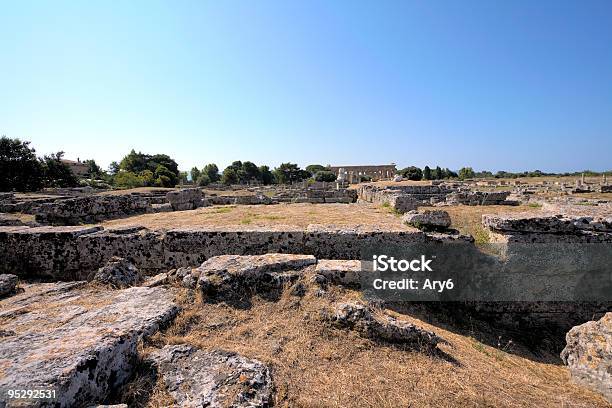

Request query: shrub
[
  {"left": 314, "top": 171, "right": 337, "bottom": 182},
  {"left": 113, "top": 171, "right": 144, "bottom": 189},
  {"left": 196, "top": 174, "right": 211, "bottom": 186}
]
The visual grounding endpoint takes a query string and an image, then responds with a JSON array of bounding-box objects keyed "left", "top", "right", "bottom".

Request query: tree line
[{"left": 2, "top": 136, "right": 610, "bottom": 192}]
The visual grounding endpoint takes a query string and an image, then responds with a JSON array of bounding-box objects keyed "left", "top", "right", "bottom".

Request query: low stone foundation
[{"left": 0, "top": 224, "right": 469, "bottom": 281}]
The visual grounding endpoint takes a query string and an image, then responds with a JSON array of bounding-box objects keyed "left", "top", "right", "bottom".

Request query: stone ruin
[
  {"left": 357, "top": 184, "right": 516, "bottom": 213},
  {"left": 0, "top": 194, "right": 610, "bottom": 405},
  {"left": 207, "top": 185, "right": 358, "bottom": 205},
  {"left": 0, "top": 188, "right": 206, "bottom": 226},
  {"left": 0, "top": 252, "right": 449, "bottom": 407}
]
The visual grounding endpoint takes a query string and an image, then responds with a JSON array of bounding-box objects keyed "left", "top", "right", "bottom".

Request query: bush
[
  {"left": 221, "top": 167, "right": 238, "bottom": 185},
  {"left": 155, "top": 175, "right": 173, "bottom": 187},
  {"left": 400, "top": 166, "right": 423, "bottom": 181},
  {"left": 196, "top": 174, "right": 211, "bottom": 186},
  {"left": 113, "top": 171, "right": 145, "bottom": 189},
  {"left": 359, "top": 175, "right": 372, "bottom": 182},
  {"left": 314, "top": 171, "right": 337, "bottom": 182},
  {"left": 458, "top": 167, "right": 475, "bottom": 180}
]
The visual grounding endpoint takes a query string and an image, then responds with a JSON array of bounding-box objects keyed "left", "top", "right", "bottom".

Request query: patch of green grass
[
  {"left": 240, "top": 217, "right": 253, "bottom": 225},
  {"left": 527, "top": 203, "right": 542, "bottom": 208},
  {"left": 211, "top": 206, "right": 234, "bottom": 214},
  {"left": 472, "top": 226, "right": 491, "bottom": 245},
  {"left": 470, "top": 339, "right": 490, "bottom": 356},
  {"left": 381, "top": 201, "right": 391, "bottom": 208},
  {"left": 261, "top": 215, "right": 283, "bottom": 221}
]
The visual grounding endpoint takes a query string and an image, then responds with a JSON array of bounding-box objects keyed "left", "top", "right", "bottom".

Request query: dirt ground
[
  {"left": 124, "top": 280, "right": 609, "bottom": 408},
  {"left": 102, "top": 202, "right": 414, "bottom": 230},
  {"left": 102, "top": 202, "right": 540, "bottom": 238}
]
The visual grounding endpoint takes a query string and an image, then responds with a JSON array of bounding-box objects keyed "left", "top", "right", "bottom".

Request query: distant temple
[{"left": 328, "top": 164, "right": 396, "bottom": 182}]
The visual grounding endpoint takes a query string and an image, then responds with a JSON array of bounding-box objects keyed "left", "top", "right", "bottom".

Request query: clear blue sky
[{"left": 1, "top": 0, "right": 611, "bottom": 173}]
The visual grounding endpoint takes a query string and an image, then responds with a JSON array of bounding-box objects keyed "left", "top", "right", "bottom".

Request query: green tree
[
  {"left": 445, "top": 168, "right": 458, "bottom": 178},
  {"left": 154, "top": 165, "right": 176, "bottom": 187},
  {"left": 241, "top": 161, "right": 260, "bottom": 183},
  {"left": 41, "top": 152, "right": 78, "bottom": 188},
  {"left": 203, "top": 163, "right": 220, "bottom": 183},
  {"left": 400, "top": 166, "right": 423, "bottom": 181},
  {"left": 155, "top": 175, "right": 172, "bottom": 187},
  {"left": 196, "top": 174, "right": 211, "bottom": 186},
  {"left": 113, "top": 171, "right": 144, "bottom": 188},
  {"left": 273, "top": 162, "right": 309, "bottom": 184},
  {"left": 119, "top": 150, "right": 179, "bottom": 185},
  {"left": 314, "top": 171, "right": 337, "bottom": 182},
  {"left": 423, "top": 166, "right": 432, "bottom": 180},
  {"left": 458, "top": 167, "right": 475, "bottom": 180},
  {"left": 0, "top": 136, "right": 44, "bottom": 191},
  {"left": 221, "top": 167, "right": 238, "bottom": 185},
  {"left": 258, "top": 165, "right": 273, "bottom": 185},
  {"left": 108, "top": 161, "right": 120, "bottom": 176},
  {"left": 83, "top": 159, "right": 102, "bottom": 178},
  {"left": 434, "top": 166, "right": 443, "bottom": 180},
  {"left": 139, "top": 169, "right": 155, "bottom": 186},
  {"left": 306, "top": 164, "right": 326, "bottom": 176},
  {"left": 190, "top": 167, "right": 201, "bottom": 183}
]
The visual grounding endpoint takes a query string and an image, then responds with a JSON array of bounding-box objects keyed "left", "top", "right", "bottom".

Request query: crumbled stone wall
[
  {"left": 358, "top": 184, "right": 518, "bottom": 213},
  {"left": 445, "top": 191, "right": 515, "bottom": 206},
  {"left": 483, "top": 204, "right": 612, "bottom": 243},
  {"left": 166, "top": 188, "right": 204, "bottom": 210},
  {"left": 34, "top": 195, "right": 153, "bottom": 225},
  {"left": 0, "top": 225, "right": 468, "bottom": 280},
  {"left": 357, "top": 185, "right": 453, "bottom": 213}
]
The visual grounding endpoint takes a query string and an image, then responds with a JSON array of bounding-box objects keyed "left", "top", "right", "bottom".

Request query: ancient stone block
[
  {"left": 561, "top": 313, "right": 611, "bottom": 401},
  {"left": 146, "top": 345, "right": 273, "bottom": 408},
  {"left": 197, "top": 253, "right": 315, "bottom": 299},
  {"left": 315, "top": 259, "right": 362, "bottom": 285},
  {"left": 330, "top": 302, "right": 442, "bottom": 349},
  {"left": 93, "top": 257, "right": 142, "bottom": 288},
  {"left": 0, "top": 284, "right": 180, "bottom": 408},
  {"left": 402, "top": 210, "right": 451, "bottom": 230},
  {"left": 0, "top": 273, "right": 18, "bottom": 298},
  {"left": 166, "top": 188, "right": 203, "bottom": 211}
]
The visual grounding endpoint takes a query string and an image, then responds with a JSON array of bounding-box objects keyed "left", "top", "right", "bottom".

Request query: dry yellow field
[
  {"left": 124, "top": 283, "right": 609, "bottom": 408},
  {"left": 102, "top": 202, "right": 414, "bottom": 230}
]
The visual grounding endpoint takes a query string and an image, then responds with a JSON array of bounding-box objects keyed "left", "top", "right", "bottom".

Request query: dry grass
[
  {"left": 102, "top": 203, "right": 412, "bottom": 230},
  {"left": 419, "top": 205, "right": 540, "bottom": 241},
  {"left": 136, "top": 278, "right": 608, "bottom": 408}
]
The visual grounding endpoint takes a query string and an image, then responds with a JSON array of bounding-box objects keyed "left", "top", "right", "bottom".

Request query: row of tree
[
  {"left": 3, "top": 136, "right": 610, "bottom": 192},
  {"left": 0, "top": 137, "right": 79, "bottom": 191},
  {"left": 189, "top": 162, "right": 336, "bottom": 186}
]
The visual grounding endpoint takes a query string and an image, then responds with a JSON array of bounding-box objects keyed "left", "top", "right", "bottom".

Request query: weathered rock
[
  {"left": 142, "top": 272, "right": 169, "bottom": 287},
  {"left": 314, "top": 259, "right": 362, "bottom": 285},
  {"left": 0, "top": 225, "right": 471, "bottom": 280},
  {"left": 0, "top": 273, "right": 18, "bottom": 297},
  {"left": 34, "top": 194, "right": 153, "bottom": 225},
  {"left": 166, "top": 188, "right": 203, "bottom": 211},
  {"left": 330, "top": 302, "right": 442, "bottom": 348},
  {"left": 149, "top": 202, "right": 173, "bottom": 213},
  {"left": 0, "top": 283, "right": 180, "bottom": 408},
  {"left": 561, "top": 313, "right": 611, "bottom": 401},
  {"left": 182, "top": 272, "right": 199, "bottom": 289},
  {"left": 93, "top": 256, "right": 141, "bottom": 288},
  {"left": 402, "top": 210, "right": 451, "bottom": 230},
  {"left": 197, "top": 254, "right": 315, "bottom": 299},
  {"left": 146, "top": 345, "right": 273, "bottom": 408}
]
